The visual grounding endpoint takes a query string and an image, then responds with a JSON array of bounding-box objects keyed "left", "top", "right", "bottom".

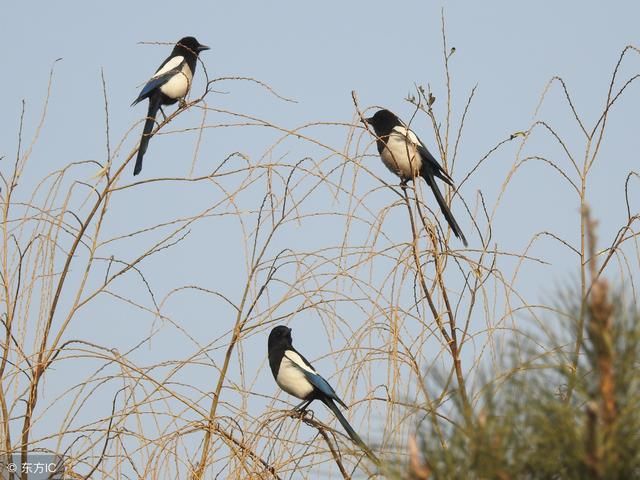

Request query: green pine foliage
[{"left": 404, "top": 281, "right": 640, "bottom": 479}]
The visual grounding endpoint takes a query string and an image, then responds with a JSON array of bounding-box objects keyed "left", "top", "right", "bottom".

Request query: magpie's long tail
[
  {"left": 423, "top": 173, "right": 468, "bottom": 247},
  {"left": 321, "top": 397, "right": 380, "bottom": 465},
  {"left": 134, "top": 97, "right": 161, "bottom": 176}
]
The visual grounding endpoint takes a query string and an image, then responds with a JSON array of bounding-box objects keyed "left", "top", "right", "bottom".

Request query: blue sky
[{"left": 2, "top": 1, "right": 639, "bottom": 477}]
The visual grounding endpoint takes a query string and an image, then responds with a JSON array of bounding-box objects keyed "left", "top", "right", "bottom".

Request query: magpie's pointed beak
[
  {"left": 361, "top": 117, "right": 372, "bottom": 124},
  {"left": 198, "top": 44, "right": 211, "bottom": 52}
]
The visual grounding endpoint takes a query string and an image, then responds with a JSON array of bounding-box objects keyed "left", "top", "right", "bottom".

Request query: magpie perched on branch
[
  {"left": 268, "top": 326, "right": 379, "bottom": 464},
  {"left": 363, "top": 108, "right": 468, "bottom": 246},
  {"left": 131, "top": 36, "right": 209, "bottom": 176}
]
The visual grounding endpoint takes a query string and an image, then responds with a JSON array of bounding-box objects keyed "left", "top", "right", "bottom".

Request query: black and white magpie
[
  {"left": 131, "top": 36, "right": 209, "bottom": 176},
  {"left": 363, "top": 109, "right": 468, "bottom": 246},
  {"left": 268, "top": 326, "right": 377, "bottom": 460}
]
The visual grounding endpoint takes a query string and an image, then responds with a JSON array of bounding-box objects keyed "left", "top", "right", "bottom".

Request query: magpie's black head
[
  {"left": 362, "top": 109, "right": 401, "bottom": 137},
  {"left": 175, "top": 36, "right": 210, "bottom": 56},
  {"left": 268, "top": 325, "right": 293, "bottom": 350}
]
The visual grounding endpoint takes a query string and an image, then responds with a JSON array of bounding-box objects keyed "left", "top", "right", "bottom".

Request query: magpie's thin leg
[
  {"left": 400, "top": 178, "right": 409, "bottom": 195},
  {"left": 159, "top": 107, "right": 168, "bottom": 121},
  {"left": 294, "top": 400, "right": 312, "bottom": 413}
]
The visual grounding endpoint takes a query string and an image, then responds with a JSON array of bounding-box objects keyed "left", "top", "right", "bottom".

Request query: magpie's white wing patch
[
  {"left": 284, "top": 351, "right": 317, "bottom": 374},
  {"left": 392, "top": 126, "right": 421, "bottom": 146},
  {"left": 153, "top": 56, "right": 184, "bottom": 77}
]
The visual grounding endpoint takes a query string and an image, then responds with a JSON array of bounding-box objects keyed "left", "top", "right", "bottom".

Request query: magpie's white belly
[
  {"left": 160, "top": 65, "right": 193, "bottom": 100},
  {"left": 276, "top": 357, "right": 314, "bottom": 399},
  {"left": 381, "top": 134, "right": 422, "bottom": 179}
]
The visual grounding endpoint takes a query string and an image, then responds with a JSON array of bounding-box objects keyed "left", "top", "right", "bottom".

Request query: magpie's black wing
[
  {"left": 417, "top": 143, "right": 454, "bottom": 186},
  {"left": 400, "top": 127, "right": 467, "bottom": 245},
  {"left": 390, "top": 126, "right": 453, "bottom": 185},
  {"left": 131, "top": 69, "right": 182, "bottom": 106},
  {"left": 131, "top": 56, "right": 186, "bottom": 106},
  {"left": 410, "top": 131, "right": 454, "bottom": 186}
]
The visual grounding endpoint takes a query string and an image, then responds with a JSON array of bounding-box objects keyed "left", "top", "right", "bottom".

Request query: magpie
[
  {"left": 363, "top": 109, "right": 468, "bottom": 246},
  {"left": 131, "top": 36, "right": 209, "bottom": 176},
  {"left": 268, "top": 326, "right": 378, "bottom": 462}
]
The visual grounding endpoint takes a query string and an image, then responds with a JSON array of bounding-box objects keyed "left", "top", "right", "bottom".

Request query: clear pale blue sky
[{"left": 2, "top": 1, "right": 639, "bottom": 476}]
